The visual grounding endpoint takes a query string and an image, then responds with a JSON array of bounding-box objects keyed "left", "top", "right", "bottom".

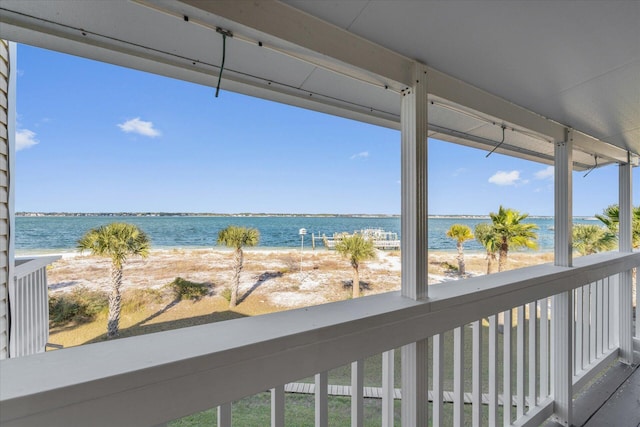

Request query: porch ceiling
[{"left": 0, "top": 0, "right": 638, "bottom": 170}]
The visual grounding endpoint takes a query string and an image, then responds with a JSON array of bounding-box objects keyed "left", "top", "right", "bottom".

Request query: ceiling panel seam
[
  {"left": 551, "top": 59, "right": 640, "bottom": 97},
  {"left": 345, "top": 1, "right": 371, "bottom": 31}
]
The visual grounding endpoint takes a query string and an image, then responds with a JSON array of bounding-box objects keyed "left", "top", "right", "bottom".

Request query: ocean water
[{"left": 15, "top": 215, "right": 601, "bottom": 255}]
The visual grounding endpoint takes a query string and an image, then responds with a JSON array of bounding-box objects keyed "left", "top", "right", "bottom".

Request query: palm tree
[
  {"left": 572, "top": 224, "right": 616, "bottom": 256},
  {"left": 334, "top": 233, "right": 376, "bottom": 298},
  {"left": 446, "top": 224, "right": 474, "bottom": 276},
  {"left": 474, "top": 222, "right": 500, "bottom": 274},
  {"left": 217, "top": 225, "right": 260, "bottom": 308},
  {"left": 489, "top": 206, "right": 539, "bottom": 272},
  {"left": 596, "top": 204, "right": 640, "bottom": 248},
  {"left": 78, "top": 223, "right": 150, "bottom": 338}
]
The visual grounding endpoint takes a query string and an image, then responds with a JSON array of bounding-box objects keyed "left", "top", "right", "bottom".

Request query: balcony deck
[{"left": 582, "top": 363, "right": 640, "bottom": 427}]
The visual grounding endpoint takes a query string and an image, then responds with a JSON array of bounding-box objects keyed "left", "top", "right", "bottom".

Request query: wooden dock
[{"left": 284, "top": 382, "right": 524, "bottom": 406}]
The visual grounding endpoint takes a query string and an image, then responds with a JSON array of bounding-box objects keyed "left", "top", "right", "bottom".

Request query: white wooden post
[
  {"left": 503, "top": 309, "right": 512, "bottom": 427},
  {"left": 453, "top": 326, "right": 464, "bottom": 426},
  {"left": 528, "top": 301, "right": 538, "bottom": 410},
  {"left": 315, "top": 372, "right": 328, "bottom": 427},
  {"left": 217, "top": 403, "right": 232, "bottom": 427},
  {"left": 552, "top": 130, "right": 573, "bottom": 426},
  {"left": 472, "top": 320, "right": 482, "bottom": 426},
  {"left": 382, "top": 350, "right": 395, "bottom": 427},
  {"left": 351, "top": 360, "right": 364, "bottom": 427},
  {"left": 400, "top": 62, "right": 429, "bottom": 427},
  {"left": 271, "top": 385, "right": 284, "bottom": 427},
  {"left": 488, "top": 316, "right": 498, "bottom": 426},
  {"left": 517, "top": 306, "right": 525, "bottom": 418},
  {"left": 432, "top": 334, "right": 445, "bottom": 426},
  {"left": 618, "top": 159, "right": 634, "bottom": 364}
]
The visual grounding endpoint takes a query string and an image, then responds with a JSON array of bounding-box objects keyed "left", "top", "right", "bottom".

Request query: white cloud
[
  {"left": 117, "top": 117, "right": 161, "bottom": 137},
  {"left": 488, "top": 170, "right": 521, "bottom": 186},
  {"left": 452, "top": 167, "right": 467, "bottom": 177},
  {"left": 350, "top": 151, "right": 369, "bottom": 160},
  {"left": 16, "top": 129, "right": 39, "bottom": 151},
  {"left": 534, "top": 166, "right": 554, "bottom": 180}
]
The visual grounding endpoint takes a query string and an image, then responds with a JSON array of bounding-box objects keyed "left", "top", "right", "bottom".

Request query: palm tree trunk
[
  {"left": 486, "top": 251, "right": 492, "bottom": 274},
  {"left": 230, "top": 248, "right": 243, "bottom": 308},
  {"left": 352, "top": 266, "right": 360, "bottom": 298},
  {"left": 498, "top": 241, "right": 509, "bottom": 272},
  {"left": 457, "top": 242, "right": 465, "bottom": 276},
  {"left": 107, "top": 264, "right": 123, "bottom": 338}
]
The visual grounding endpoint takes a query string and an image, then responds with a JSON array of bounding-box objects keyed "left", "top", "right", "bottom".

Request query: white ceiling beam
[{"left": 177, "top": 0, "right": 414, "bottom": 88}]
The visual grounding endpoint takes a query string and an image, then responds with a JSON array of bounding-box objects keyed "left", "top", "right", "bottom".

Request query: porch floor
[
  {"left": 581, "top": 362, "right": 640, "bottom": 427},
  {"left": 544, "top": 361, "right": 640, "bottom": 427}
]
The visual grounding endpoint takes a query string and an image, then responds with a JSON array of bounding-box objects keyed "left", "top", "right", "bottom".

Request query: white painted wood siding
[{"left": 0, "top": 40, "right": 11, "bottom": 360}]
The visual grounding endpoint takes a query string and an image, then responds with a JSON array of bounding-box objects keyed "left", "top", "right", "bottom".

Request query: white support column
[
  {"left": 381, "top": 350, "right": 395, "bottom": 427},
  {"left": 400, "top": 62, "right": 429, "bottom": 427},
  {"left": 271, "top": 385, "right": 285, "bottom": 427},
  {"left": 400, "top": 63, "right": 429, "bottom": 300},
  {"left": 552, "top": 130, "right": 573, "bottom": 426},
  {"left": 618, "top": 159, "right": 634, "bottom": 364}
]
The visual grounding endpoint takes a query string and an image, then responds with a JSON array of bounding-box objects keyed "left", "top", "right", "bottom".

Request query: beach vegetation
[
  {"left": 77, "top": 222, "right": 151, "bottom": 338},
  {"left": 49, "top": 287, "right": 109, "bottom": 325},
  {"left": 596, "top": 204, "right": 640, "bottom": 248},
  {"left": 489, "top": 206, "right": 539, "bottom": 272},
  {"left": 168, "top": 277, "right": 210, "bottom": 300},
  {"left": 445, "top": 224, "right": 474, "bottom": 276},
  {"left": 572, "top": 224, "right": 617, "bottom": 256},
  {"left": 121, "top": 288, "right": 165, "bottom": 312},
  {"left": 334, "top": 233, "right": 376, "bottom": 298},
  {"left": 474, "top": 223, "right": 500, "bottom": 274},
  {"left": 216, "top": 225, "right": 260, "bottom": 308}
]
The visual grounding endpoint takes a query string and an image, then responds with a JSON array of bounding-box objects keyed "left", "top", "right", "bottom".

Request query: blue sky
[{"left": 15, "top": 44, "right": 635, "bottom": 216}]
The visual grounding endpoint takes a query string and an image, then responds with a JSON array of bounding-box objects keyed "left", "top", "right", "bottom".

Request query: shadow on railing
[
  {"left": 9, "top": 255, "right": 60, "bottom": 358},
  {"left": 0, "top": 251, "right": 638, "bottom": 427}
]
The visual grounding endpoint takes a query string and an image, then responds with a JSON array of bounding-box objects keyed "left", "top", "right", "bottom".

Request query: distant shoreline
[{"left": 16, "top": 212, "right": 599, "bottom": 220}]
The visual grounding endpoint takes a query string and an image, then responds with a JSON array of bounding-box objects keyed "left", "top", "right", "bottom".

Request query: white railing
[
  {"left": 0, "top": 251, "right": 637, "bottom": 426},
  {"left": 8, "top": 256, "right": 60, "bottom": 358}
]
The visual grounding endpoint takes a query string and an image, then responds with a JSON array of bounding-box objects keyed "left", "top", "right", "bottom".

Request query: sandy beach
[{"left": 47, "top": 248, "right": 555, "bottom": 310}]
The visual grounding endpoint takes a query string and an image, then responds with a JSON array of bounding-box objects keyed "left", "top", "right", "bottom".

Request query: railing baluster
[
  {"left": 575, "top": 287, "right": 583, "bottom": 374},
  {"left": 528, "top": 301, "right": 537, "bottom": 411},
  {"left": 597, "top": 280, "right": 604, "bottom": 356},
  {"left": 517, "top": 306, "right": 525, "bottom": 419},
  {"left": 432, "top": 334, "right": 444, "bottom": 426},
  {"left": 637, "top": 268, "right": 640, "bottom": 340},
  {"left": 503, "top": 309, "right": 512, "bottom": 427},
  {"left": 315, "top": 371, "right": 328, "bottom": 427},
  {"left": 609, "top": 276, "right": 617, "bottom": 350},
  {"left": 351, "top": 359, "right": 364, "bottom": 427},
  {"left": 217, "top": 403, "right": 231, "bottom": 427},
  {"left": 602, "top": 278, "right": 613, "bottom": 352},
  {"left": 453, "top": 326, "right": 464, "bottom": 427},
  {"left": 540, "top": 297, "right": 549, "bottom": 398},
  {"left": 271, "top": 385, "right": 285, "bottom": 427},
  {"left": 582, "top": 285, "right": 590, "bottom": 367},
  {"left": 589, "top": 282, "right": 596, "bottom": 362},
  {"left": 488, "top": 315, "right": 498, "bottom": 426},
  {"left": 381, "top": 351, "right": 394, "bottom": 427},
  {"left": 472, "top": 320, "right": 482, "bottom": 427}
]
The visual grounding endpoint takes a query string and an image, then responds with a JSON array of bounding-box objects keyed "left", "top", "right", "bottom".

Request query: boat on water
[{"left": 313, "top": 228, "right": 400, "bottom": 250}]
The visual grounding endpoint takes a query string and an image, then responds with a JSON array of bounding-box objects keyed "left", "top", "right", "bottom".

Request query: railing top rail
[
  {"left": 14, "top": 255, "right": 61, "bottom": 278},
  {"left": 1, "top": 251, "right": 638, "bottom": 427}
]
